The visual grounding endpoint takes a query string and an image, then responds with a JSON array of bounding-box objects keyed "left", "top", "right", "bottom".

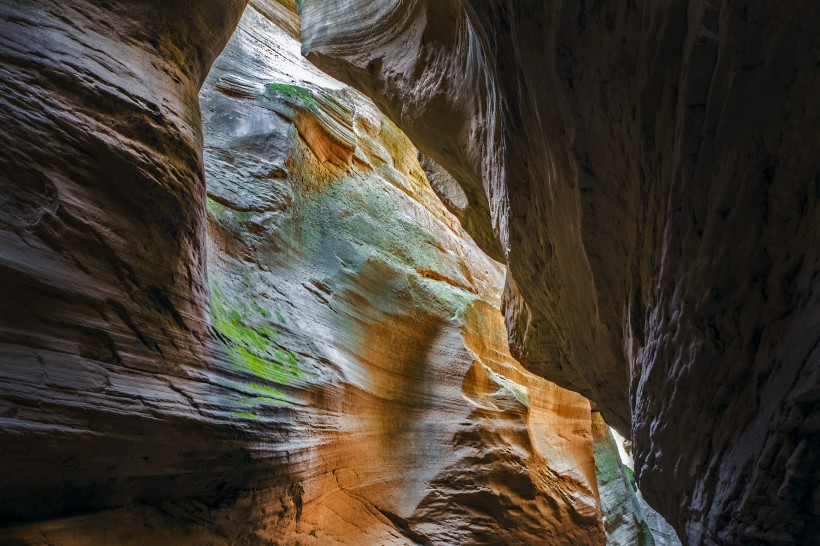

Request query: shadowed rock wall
[
  {"left": 199, "top": 5, "right": 606, "bottom": 543},
  {"left": 0, "top": 0, "right": 248, "bottom": 528},
  {"left": 300, "top": 1, "right": 820, "bottom": 543}
]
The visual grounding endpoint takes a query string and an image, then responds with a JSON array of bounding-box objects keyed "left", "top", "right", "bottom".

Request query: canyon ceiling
[{"left": 0, "top": 0, "right": 817, "bottom": 545}]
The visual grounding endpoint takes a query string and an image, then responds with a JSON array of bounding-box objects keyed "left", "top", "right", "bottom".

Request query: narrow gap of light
[{"left": 609, "top": 426, "right": 633, "bottom": 470}]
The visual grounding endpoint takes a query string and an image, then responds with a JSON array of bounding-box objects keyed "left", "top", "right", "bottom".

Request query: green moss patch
[
  {"left": 211, "top": 286, "right": 305, "bottom": 411},
  {"left": 265, "top": 83, "right": 317, "bottom": 108},
  {"left": 206, "top": 196, "right": 257, "bottom": 224},
  {"left": 231, "top": 411, "right": 259, "bottom": 420}
]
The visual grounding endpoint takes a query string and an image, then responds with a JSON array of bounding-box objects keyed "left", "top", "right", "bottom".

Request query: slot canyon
[{"left": 0, "top": 1, "right": 816, "bottom": 545}]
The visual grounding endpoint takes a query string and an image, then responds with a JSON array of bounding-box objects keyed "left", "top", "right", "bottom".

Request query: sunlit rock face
[
  {"left": 200, "top": 3, "right": 606, "bottom": 543},
  {"left": 301, "top": 1, "right": 820, "bottom": 544}
]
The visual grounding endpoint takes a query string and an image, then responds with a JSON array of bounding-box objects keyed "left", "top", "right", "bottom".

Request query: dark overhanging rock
[
  {"left": 300, "top": 0, "right": 820, "bottom": 543},
  {"left": 0, "top": 0, "right": 814, "bottom": 543}
]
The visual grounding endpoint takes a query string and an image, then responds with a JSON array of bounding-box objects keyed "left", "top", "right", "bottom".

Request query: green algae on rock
[{"left": 211, "top": 287, "right": 304, "bottom": 390}]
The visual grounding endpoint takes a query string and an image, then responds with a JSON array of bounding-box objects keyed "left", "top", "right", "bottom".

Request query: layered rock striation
[
  {"left": 301, "top": 1, "right": 820, "bottom": 543},
  {"left": 0, "top": 1, "right": 624, "bottom": 544},
  {"left": 0, "top": 0, "right": 248, "bottom": 528}
]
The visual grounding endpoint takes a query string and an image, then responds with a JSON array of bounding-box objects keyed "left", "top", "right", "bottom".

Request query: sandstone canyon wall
[
  {"left": 198, "top": 4, "right": 608, "bottom": 543},
  {"left": 0, "top": 0, "right": 248, "bottom": 533},
  {"left": 0, "top": 1, "right": 648, "bottom": 544},
  {"left": 300, "top": 1, "right": 820, "bottom": 544}
]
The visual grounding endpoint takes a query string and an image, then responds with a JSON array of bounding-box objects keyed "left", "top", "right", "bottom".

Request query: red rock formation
[{"left": 301, "top": 1, "right": 820, "bottom": 543}]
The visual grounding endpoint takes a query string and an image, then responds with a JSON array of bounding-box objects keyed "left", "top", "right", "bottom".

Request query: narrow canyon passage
[
  {"left": 0, "top": 1, "right": 816, "bottom": 545},
  {"left": 198, "top": 4, "right": 678, "bottom": 543},
  {"left": 0, "top": 0, "right": 674, "bottom": 543}
]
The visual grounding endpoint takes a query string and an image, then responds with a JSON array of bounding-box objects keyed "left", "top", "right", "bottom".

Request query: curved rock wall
[
  {"left": 300, "top": 1, "right": 820, "bottom": 543},
  {"left": 0, "top": 0, "right": 248, "bottom": 526},
  {"left": 199, "top": 4, "right": 605, "bottom": 543},
  {"left": 0, "top": 1, "right": 625, "bottom": 544}
]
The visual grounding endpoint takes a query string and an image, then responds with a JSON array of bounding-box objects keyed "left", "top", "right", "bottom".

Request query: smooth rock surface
[{"left": 301, "top": 1, "right": 820, "bottom": 543}]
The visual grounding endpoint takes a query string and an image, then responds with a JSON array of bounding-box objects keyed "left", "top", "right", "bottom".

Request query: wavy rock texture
[
  {"left": 199, "top": 4, "right": 605, "bottom": 543},
  {"left": 0, "top": 1, "right": 615, "bottom": 544},
  {"left": 301, "top": 1, "right": 820, "bottom": 544}
]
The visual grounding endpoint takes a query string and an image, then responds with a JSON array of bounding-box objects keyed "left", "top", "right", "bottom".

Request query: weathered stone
[
  {"left": 0, "top": 0, "right": 249, "bottom": 527},
  {"left": 593, "top": 413, "right": 680, "bottom": 546},
  {"left": 199, "top": 5, "right": 606, "bottom": 542}
]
